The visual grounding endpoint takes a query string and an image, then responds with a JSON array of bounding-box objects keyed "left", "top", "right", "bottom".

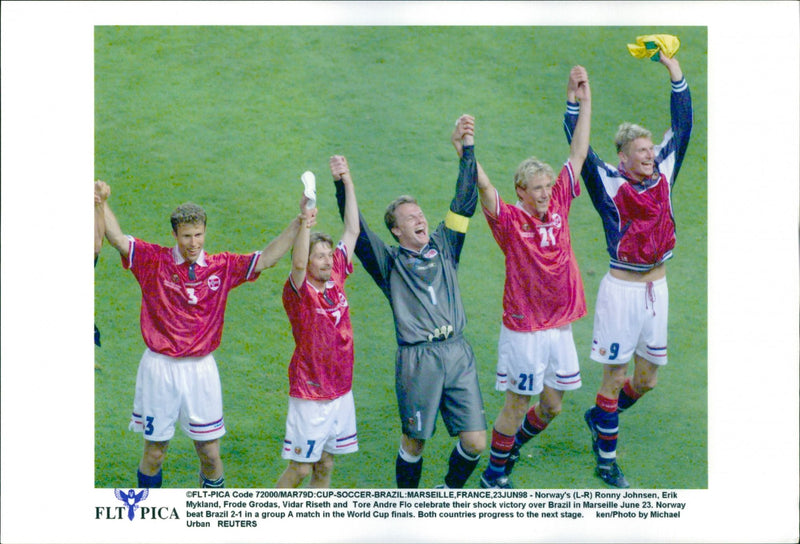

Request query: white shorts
[
  {"left": 590, "top": 273, "right": 669, "bottom": 366},
  {"left": 495, "top": 324, "right": 582, "bottom": 396},
  {"left": 281, "top": 390, "right": 358, "bottom": 463},
  {"left": 129, "top": 349, "right": 225, "bottom": 442}
]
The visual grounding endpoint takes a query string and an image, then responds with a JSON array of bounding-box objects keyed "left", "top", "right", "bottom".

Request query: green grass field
[{"left": 94, "top": 25, "right": 707, "bottom": 489}]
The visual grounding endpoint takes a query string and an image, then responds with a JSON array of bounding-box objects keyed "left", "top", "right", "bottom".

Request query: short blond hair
[
  {"left": 615, "top": 122, "right": 652, "bottom": 154},
  {"left": 514, "top": 157, "right": 554, "bottom": 190}
]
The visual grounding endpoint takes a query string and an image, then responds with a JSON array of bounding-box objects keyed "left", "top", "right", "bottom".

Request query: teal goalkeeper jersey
[
  {"left": 359, "top": 223, "right": 467, "bottom": 345},
  {"left": 335, "top": 146, "right": 478, "bottom": 346}
]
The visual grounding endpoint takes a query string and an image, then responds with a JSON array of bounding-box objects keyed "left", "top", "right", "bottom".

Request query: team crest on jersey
[
  {"left": 294, "top": 446, "right": 302, "bottom": 455},
  {"left": 545, "top": 212, "right": 563, "bottom": 229},
  {"left": 423, "top": 248, "right": 438, "bottom": 259},
  {"left": 207, "top": 275, "right": 221, "bottom": 291}
]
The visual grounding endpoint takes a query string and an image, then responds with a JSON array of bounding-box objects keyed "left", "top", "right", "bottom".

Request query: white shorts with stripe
[
  {"left": 281, "top": 390, "right": 358, "bottom": 463},
  {"left": 129, "top": 349, "right": 225, "bottom": 442},
  {"left": 494, "top": 323, "right": 582, "bottom": 395},
  {"left": 590, "top": 272, "right": 669, "bottom": 366}
]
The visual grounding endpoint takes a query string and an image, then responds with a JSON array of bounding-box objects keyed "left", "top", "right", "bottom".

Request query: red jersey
[
  {"left": 122, "top": 237, "right": 261, "bottom": 357},
  {"left": 282, "top": 243, "right": 354, "bottom": 400},
  {"left": 483, "top": 162, "right": 587, "bottom": 332},
  {"left": 563, "top": 77, "right": 693, "bottom": 271}
]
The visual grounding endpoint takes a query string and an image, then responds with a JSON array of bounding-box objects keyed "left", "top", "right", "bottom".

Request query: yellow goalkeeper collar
[{"left": 627, "top": 34, "right": 680, "bottom": 61}]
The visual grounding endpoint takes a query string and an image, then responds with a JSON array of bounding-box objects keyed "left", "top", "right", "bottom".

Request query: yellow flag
[{"left": 627, "top": 34, "right": 680, "bottom": 61}]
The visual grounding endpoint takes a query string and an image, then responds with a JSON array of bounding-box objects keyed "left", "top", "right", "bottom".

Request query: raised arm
[
  {"left": 329, "top": 155, "right": 360, "bottom": 262},
  {"left": 567, "top": 65, "right": 592, "bottom": 174},
  {"left": 288, "top": 196, "right": 314, "bottom": 287},
  {"left": 661, "top": 54, "right": 692, "bottom": 184},
  {"left": 448, "top": 114, "right": 479, "bottom": 219},
  {"left": 444, "top": 114, "right": 479, "bottom": 263},
  {"left": 476, "top": 160, "right": 497, "bottom": 214},
  {"left": 102, "top": 185, "right": 131, "bottom": 258},
  {"left": 452, "top": 115, "right": 497, "bottom": 214},
  {"left": 255, "top": 195, "right": 317, "bottom": 273},
  {"left": 334, "top": 171, "right": 393, "bottom": 299},
  {"left": 659, "top": 54, "right": 683, "bottom": 82},
  {"left": 563, "top": 66, "right": 608, "bottom": 202},
  {"left": 451, "top": 114, "right": 474, "bottom": 159},
  {"left": 94, "top": 180, "right": 110, "bottom": 258}
]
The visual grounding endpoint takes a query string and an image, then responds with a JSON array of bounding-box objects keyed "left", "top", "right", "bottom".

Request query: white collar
[
  {"left": 172, "top": 246, "right": 208, "bottom": 267},
  {"left": 515, "top": 200, "right": 546, "bottom": 220},
  {"left": 306, "top": 279, "right": 335, "bottom": 293}
]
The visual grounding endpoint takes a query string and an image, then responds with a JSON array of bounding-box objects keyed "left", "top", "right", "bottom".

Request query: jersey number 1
[{"left": 426, "top": 285, "right": 438, "bottom": 306}]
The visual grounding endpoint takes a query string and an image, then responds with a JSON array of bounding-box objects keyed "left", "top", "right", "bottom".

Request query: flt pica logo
[
  {"left": 95, "top": 489, "right": 179, "bottom": 521},
  {"left": 115, "top": 488, "right": 148, "bottom": 520}
]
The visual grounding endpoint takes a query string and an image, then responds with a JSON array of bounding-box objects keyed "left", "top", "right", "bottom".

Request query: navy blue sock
[
  {"left": 137, "top": 469, "right": 162, "bottom": 488},
  {"left": 444, "top": 441, "right": 481, "bottom": 488},
  {"left": 485, "top": 429, "right": 516, "bottom": 478},
  {"left": 201, "top": 473, "right": 225, "bottom": 488},
  {"left": 617, "top": 379, "right": 643, "bottom": 413},
  {"left": 515, "top": 405, "right": 548, "bottom": 447},
  {"left": 396, "top": 449, "right": 423, "bottom": 488},
  {"left": 592, "top": 395, "right": 619, "bottom": 466}
]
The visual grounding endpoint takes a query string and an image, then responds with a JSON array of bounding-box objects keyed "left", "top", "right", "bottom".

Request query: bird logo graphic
[{"left": 114, "top": 488, "right": 149, "bottom": 520}]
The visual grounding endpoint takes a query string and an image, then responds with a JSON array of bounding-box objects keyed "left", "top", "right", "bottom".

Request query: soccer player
[
  {"left": 564, "top": 52, "right": 693, "bottom": 488},
  {"left": 102, "top": 185, "right": 316, "bottom": 488},
  {"left": 334, "top": 115, "right": 486, "bottom": 488},
  {"left": 276, "top": 155, "right": 360, "bottom": 488},
  {"left": 476, "top": 66, "right": 592, "bottom": 489}
]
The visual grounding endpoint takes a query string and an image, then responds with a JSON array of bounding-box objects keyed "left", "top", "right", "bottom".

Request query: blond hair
[
  {"left": 514, "top": 157, "right": 554, "bottom": 190},
  {"left": 615, "top": 122, "right": 652, "bottom": 154}
]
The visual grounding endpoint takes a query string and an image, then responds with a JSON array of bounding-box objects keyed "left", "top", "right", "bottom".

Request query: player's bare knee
[
  {"left": 314, "top": 457, "right": 334, "bottom": 476},
  {"left": 291, "top": 461, "right": 313, "bottom": 479},
  {"left": 505, "top": 399, "right": 530, "bottom": 423},
  {"left": 194, "top": 441, "right": 222, "bottom": 468},
  {"left": 461, "top": 433, "right": 486, "bottom": 456},
  {"left": 636, "top": 376, "right": 657, "bottom": 394},
  {"left": 402, "top": 435, "right": 425, "bottom": 457},
  {"left": 602, "top": 373, "right": 627, "bottom": 397},
  {"left": 142, "top": 441, "right": 168, "bottom": 467},
  {"left": 541, "top": 403, "right": 562, "bottom": 421}
]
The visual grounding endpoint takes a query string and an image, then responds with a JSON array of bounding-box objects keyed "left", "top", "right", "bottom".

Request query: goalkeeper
[{"left": 334, "top": 115, "right": 487, "bottom": 488}]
